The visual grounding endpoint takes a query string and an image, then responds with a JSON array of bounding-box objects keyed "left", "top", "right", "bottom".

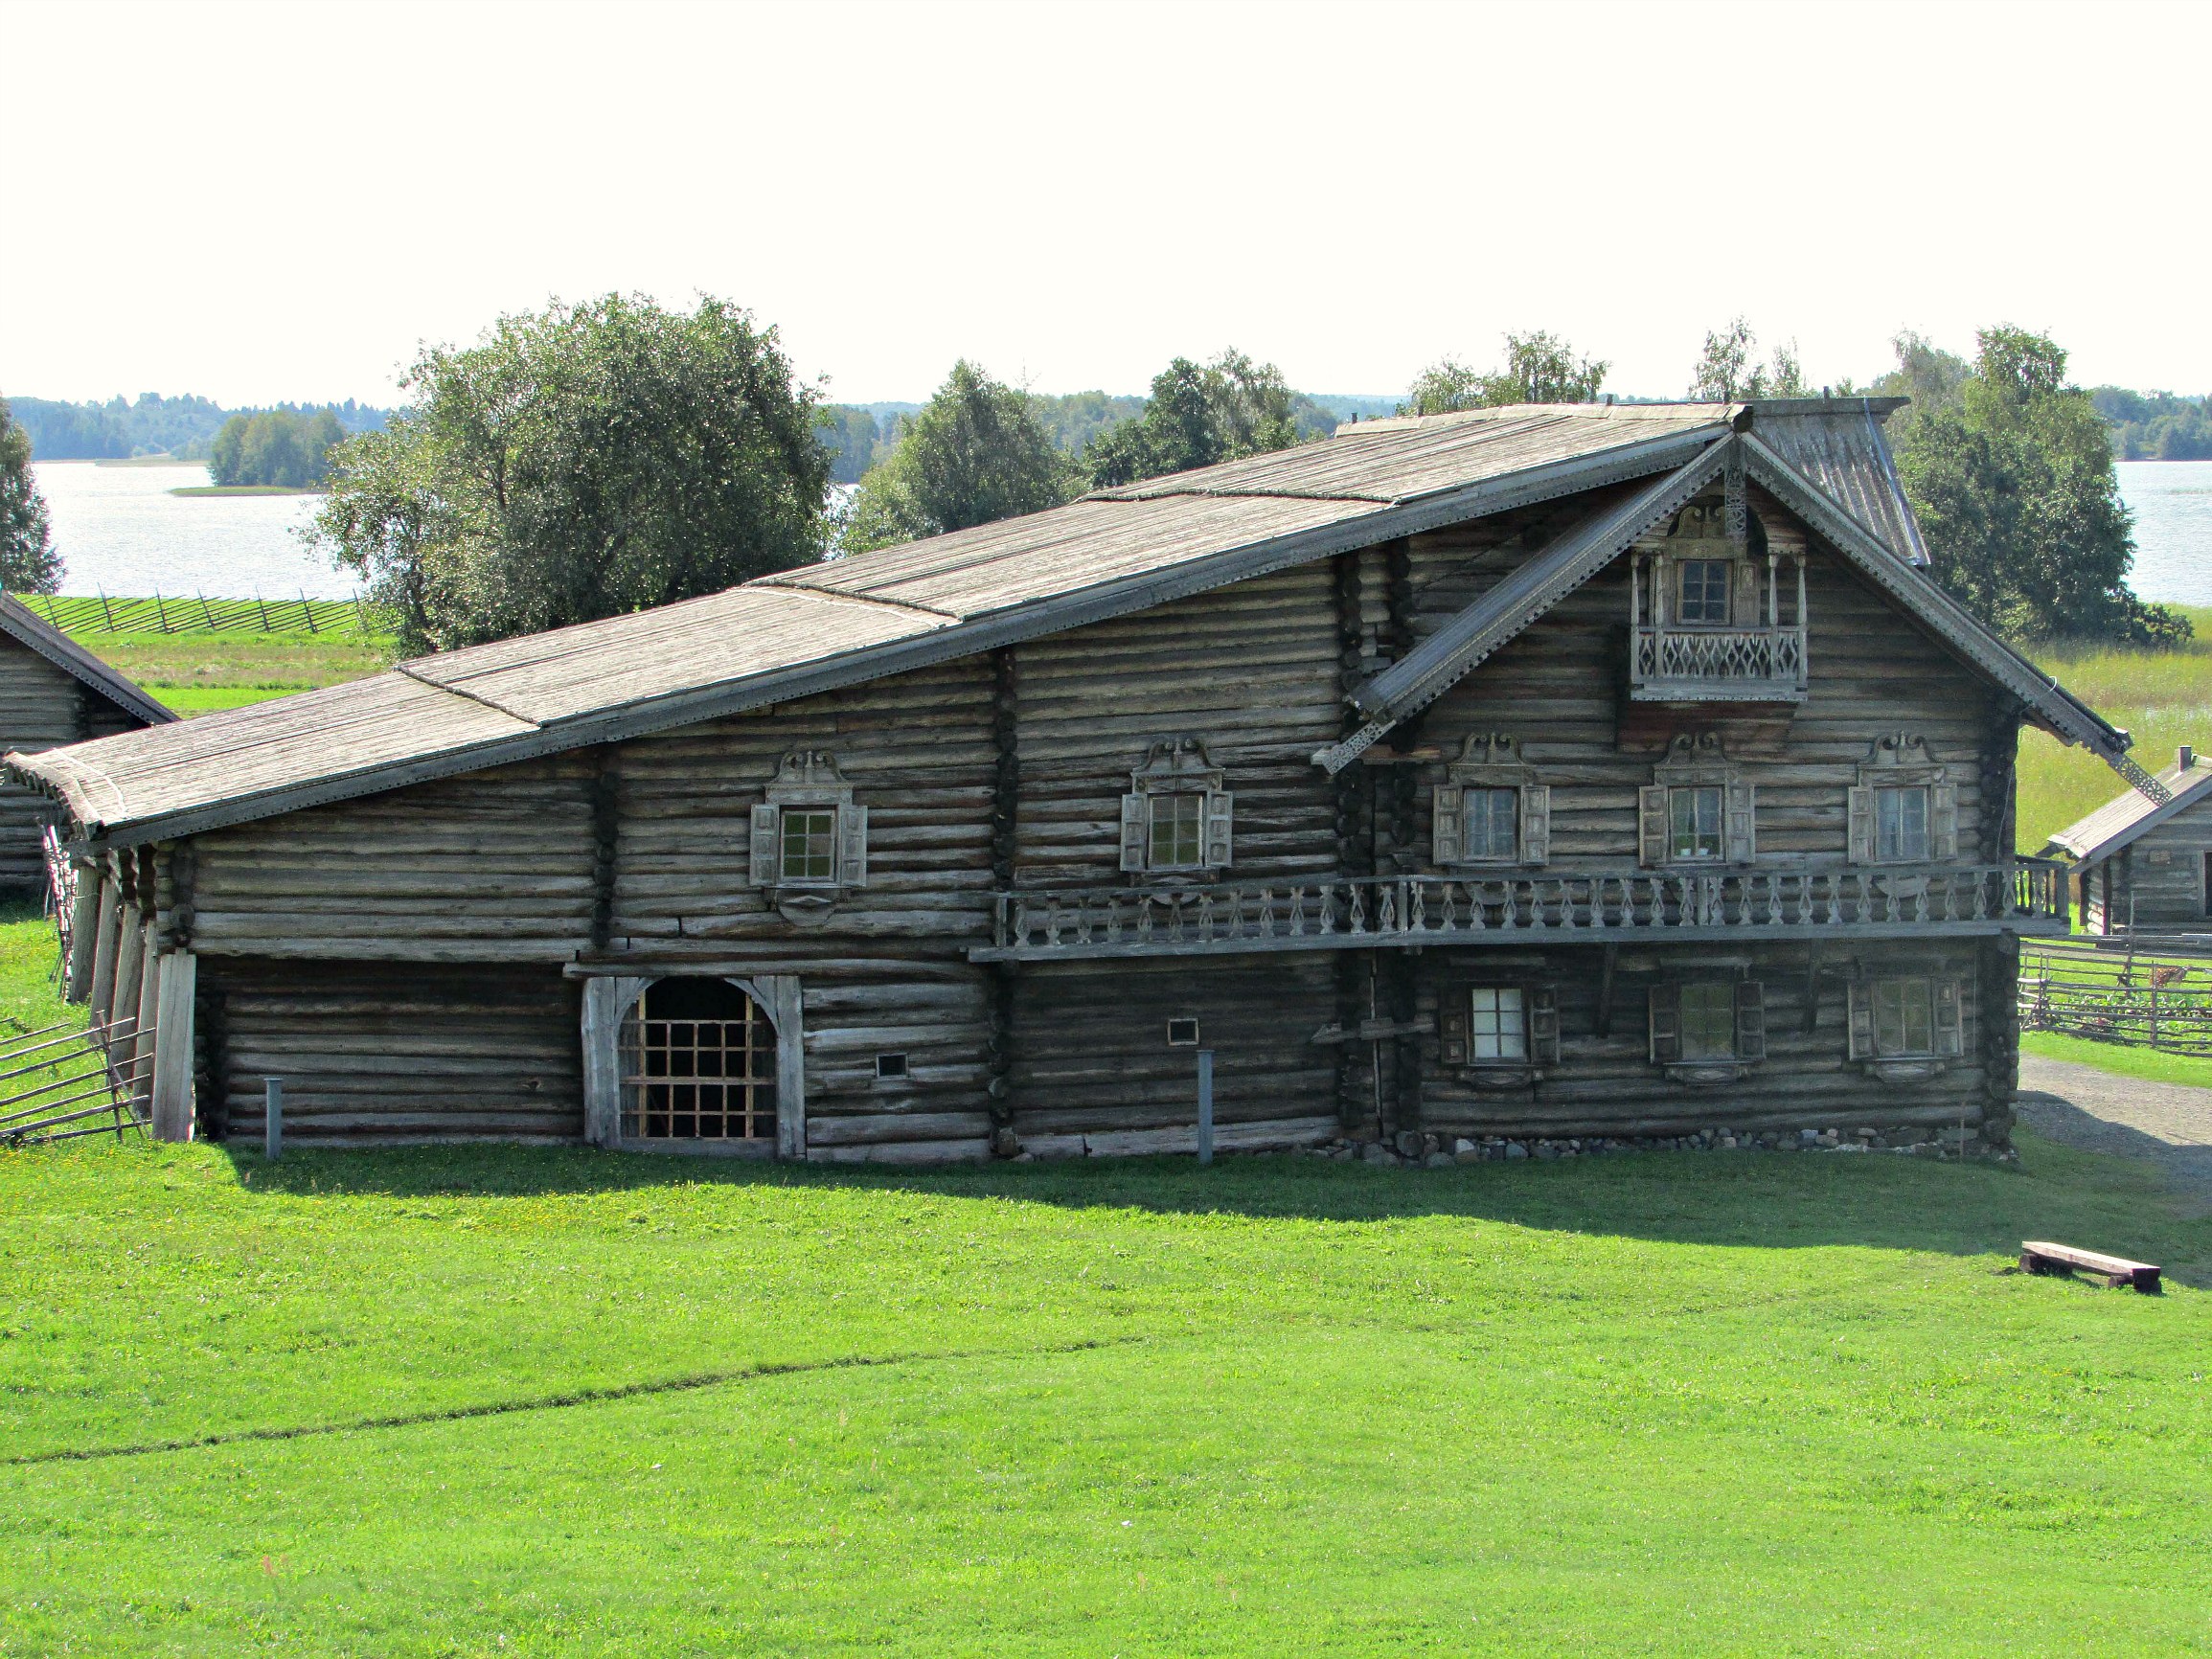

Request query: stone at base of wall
[{"left": 1304, "top": 1125, "right": 2016, "bottom": 1169}]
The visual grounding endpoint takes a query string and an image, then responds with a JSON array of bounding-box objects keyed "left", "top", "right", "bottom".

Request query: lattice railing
[
  {"left": 1633, "top": 625, "right": 1806, "bottom": 688},
  {"left": 986, "top": 861, "right": 2069, "bottom": 958}
]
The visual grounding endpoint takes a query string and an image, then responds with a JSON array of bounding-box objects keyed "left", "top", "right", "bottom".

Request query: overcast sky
[{"left": 7, "top": 0, "right": 2205, "bottom": 409}]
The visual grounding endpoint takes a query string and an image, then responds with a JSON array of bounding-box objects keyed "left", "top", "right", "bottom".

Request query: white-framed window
[
  {"left": 1848, "top": 734, "right": 1955, "bottom": 865},
  {"left": 1649, "top": 980, "right": 1766, "bottom": 1078},
  {"left": 1439, "top": 984, "right": 1559, "bottom": 1071},
  {"left": 1121, "top": 738, "right": 1232, "bottom": 875},
  {"left": 1848, "top": 976, "right": 1964, "bottom": 1064},
  {"left": 1639, "top": 733, "right": 1754, "bottom": 867},
  {"left": 750, "top": 750, "right": 867, "bottom": 899},
  {"left": 1432, "top": 734, "right": 1549, "bottom": 868}
]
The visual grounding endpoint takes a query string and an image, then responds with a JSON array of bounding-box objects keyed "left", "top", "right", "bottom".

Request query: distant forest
[
  {"left": 2090, "top": 388, "right": 2212, "bottom": 461},
  {"left": 10, "top": 393, "right": 389, "bottom": 461},
  {"left": 816, "top": 391, "right": 1400, "bottom": 484}
]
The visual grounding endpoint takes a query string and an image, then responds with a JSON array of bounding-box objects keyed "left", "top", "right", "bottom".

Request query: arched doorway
[{"left": 617, "top": 976, "right": 779, "bottom": 1144}]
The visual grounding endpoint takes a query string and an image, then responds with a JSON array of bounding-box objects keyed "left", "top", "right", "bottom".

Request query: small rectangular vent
[
  {"left": 875, "top": 1053, "right": 908, "bottom": 1080},
  {"left": 1166, "top": 1018, "right": 1199, "bottom": 1047}
]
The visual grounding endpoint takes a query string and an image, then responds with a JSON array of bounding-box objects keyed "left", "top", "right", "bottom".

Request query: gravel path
[{"left": 2017, "top": 1056, "right": 2212, "bottom": 1198}]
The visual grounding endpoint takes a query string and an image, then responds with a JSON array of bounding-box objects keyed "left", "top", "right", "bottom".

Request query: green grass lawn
[
  {"left": 0, "top": 883, "right": 2208, "bottom": 1652},
  {"left": 67, "top": 627, "right": 395, "bottom": 719}
]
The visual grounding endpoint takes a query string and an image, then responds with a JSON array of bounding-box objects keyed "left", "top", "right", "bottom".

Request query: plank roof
[
  {"left": 2045, "top": 750, "right": 2212, "bottom": 864},
  {"left": 0, "top": 595, "right": 173, "bottom": 728},
  {"left": 4, "top": 398, "right": 2012, "bottom": 847}
]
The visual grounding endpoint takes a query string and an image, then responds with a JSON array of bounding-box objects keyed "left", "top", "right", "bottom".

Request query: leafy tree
[
  {"left": 1402, "top": 330, "right": 1609, "bottom": 416},
  {"left": 314, "top": 293, "right": 831, "bottom": 653},
  {"left": 1687, "top": 318, "right": 1807, "bottom": 400},
  {"left": 0, "top": 397, "right": 61, "bottom": 593},
  {"left": 1084, "top": 349, "right": 1301, "bottom": 488},
  {"left": 209, "top": 407, "right": 348, "bottom": 488},
  {"left": 817, "top": 406, "right": 885, "bottom": 485},
  {"left": 841, "top": 361, "right": 1079, "bottom": 553},
  {"left": 2090, "top": 387, "right": 2212, "bottom": 461},
  {"left": 1894, "top": 326, "right": 2186, "bottom": 645}
]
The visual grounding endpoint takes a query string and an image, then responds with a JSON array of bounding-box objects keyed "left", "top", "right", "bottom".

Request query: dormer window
[{"left": 1121, "top": 738, "right": 1232, "bottom": 876}]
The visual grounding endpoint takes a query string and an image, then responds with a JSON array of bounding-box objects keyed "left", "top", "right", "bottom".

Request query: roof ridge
[{"left": 393, "top": 663, "right": 543, "bottom": 727}]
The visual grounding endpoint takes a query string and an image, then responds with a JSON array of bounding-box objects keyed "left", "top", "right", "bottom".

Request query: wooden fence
[{"left": 2018, "top": 937, "right": 2212, "bottom": 1056}]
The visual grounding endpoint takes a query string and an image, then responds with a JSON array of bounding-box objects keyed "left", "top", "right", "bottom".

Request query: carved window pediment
[
  {"left": 750, "top": 750, "right": 868, "bottom": 921},
  {"left": 1433, "top": 734, "right": 1549, "bottom": 868},
  {"left": 1848, "top": 734, "right": 1957, "bottom": 865},
  {"left": 1638, "top": 733, "right": 1755, "bottom": 866},
  {"left": 1121, "top": 737, "right": 1233, "bottom": 876}
]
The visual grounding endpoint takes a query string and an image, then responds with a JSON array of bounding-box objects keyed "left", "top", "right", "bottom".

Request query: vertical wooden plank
[
  {"left": 108, "top": 915, "right": 145, "bottom": 1054},
  {"left": 765, "top": 974, "right": 807, "bottom": 1159},
  {"left": 87, "top": 873, "right": 121, "bottom": 1024},
  {"left": 150, "top": 951, "right": 197, "bottom": 1142},
  {"left": 580, "top": 975, "right": 650, "bottom": 1147},
  {"left": 132, "top": 928, "right": 160, "bottom": 1107},
  {"left": 66, "top": 859, "right": 101, "bottom": 1002}
]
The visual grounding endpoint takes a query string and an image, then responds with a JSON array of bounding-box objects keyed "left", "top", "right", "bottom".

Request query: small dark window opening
[
  {"left": 1167, "top": 1018, "right": 1200, "bottom": 1047},
  {"left": 875, "top": 1052, "right": 908, "bottom": 1080}
]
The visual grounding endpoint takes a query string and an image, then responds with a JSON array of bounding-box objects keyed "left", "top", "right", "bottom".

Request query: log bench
[{"left": 2019, "top": 1240, "right": 2162, "bottom": 1294}]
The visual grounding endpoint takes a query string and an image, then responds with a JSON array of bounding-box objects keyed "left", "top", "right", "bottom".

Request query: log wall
[
  {"left": 2083, "top": 808, "right": 2212, "bottom": 933},
  {"left": 0, "top": 635, "right": 144, "bottom": 888}
]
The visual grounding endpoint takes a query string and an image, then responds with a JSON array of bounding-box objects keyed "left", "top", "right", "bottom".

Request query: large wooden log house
[{"left": 9, "top": 399, "right": 2157, "bottom": 1158}]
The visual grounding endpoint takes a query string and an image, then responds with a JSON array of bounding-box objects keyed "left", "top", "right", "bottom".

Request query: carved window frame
[
  {"left": 1120, "top": 737, "right": 1233, "bottom": 879},
  {"left": 1847, "top": 974, "right": 1966, "bottom": 1082},
  {"left": 1638, "top": 733, "right": 1755, "bottom": 867},
  {"left": 750, "top": 750, "right": 868, "bottom": 921},
  {"left": 1847, "top": 734, "right": 1957, "bottom": 865},
  {"left": 1431, "top": 734, "right": 1550, "bottom": 868},
  {"left": 1648, "top": 978, "right": 1766, "bottom": 1086},
  {"left": 1438, "top": 981, "right": 1560, "bottom": 1089}
]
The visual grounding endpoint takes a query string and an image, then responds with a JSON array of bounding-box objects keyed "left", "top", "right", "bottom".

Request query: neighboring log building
[
  {"left": 0, "top": 596, "right": 171, "bottom": 891},
  {"left": 2046, "top": 746, "right": 2212, "bottom": 934},
  {"left": 9, "top": 399, "right": 2157, "bottom": 1156}
]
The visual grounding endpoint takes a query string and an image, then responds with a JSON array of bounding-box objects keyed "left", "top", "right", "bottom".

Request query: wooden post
[
  {"left": 579, "top": 975, "right": 650, "bottom": 1147},
  {"left": 108, "top": 916, "right": 145, "bottom": 1056},
  {"left": 65, "top": 861, "right": 101, "bottom": 1002},
  {"left": 150, "top": 951, "right": 197, "bottom": 1142},
  {"left": 263, "top": 1076, "right": 282, "bottom": 1160},
  {"left": 1197, "top": 1049, "right": 1214, "bottom": 1164},
  {"left": 86, "top": 872, "right": 122, "bottom": 1026},
  {"left": 131, "top": 928, "right": 159, "bottom": 1110},
  {"left": 764, "top": 975, "right": 807, "bottom": 1160}
]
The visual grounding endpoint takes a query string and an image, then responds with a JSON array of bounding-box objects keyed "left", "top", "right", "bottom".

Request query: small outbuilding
[{"left": 2045, "top": 746, "right": 2212, "bottom": 935}]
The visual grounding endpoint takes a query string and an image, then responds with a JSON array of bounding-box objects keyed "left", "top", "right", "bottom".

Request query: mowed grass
[
  {"left": 2018, "top": 603, "right": 2212, "bottom": 851},
  {"left": 74, "top": 628, "right": 395, "bottom": 719},
  {"left": 0, "top": 889, "right": 2206, "bottom": 1653}
]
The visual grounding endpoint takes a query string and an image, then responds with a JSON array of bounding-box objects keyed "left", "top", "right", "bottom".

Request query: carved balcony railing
[
  {"left": 974, "top": 861, "right": 2069, "bottom": 962},
  {"left": 1630, "top": 625, "right": 1808, "bottom": 700}
]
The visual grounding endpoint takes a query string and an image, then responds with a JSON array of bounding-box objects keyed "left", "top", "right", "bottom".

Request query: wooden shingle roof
[
  {"left": 0, "top": 595, "right": 173, "bottom": 728},
  {"left": 5, "top": 398, "right": 2013, "bottom": 847},
  {"left": 2045, "top": 752, "right": 2212, "bottom": 865}
]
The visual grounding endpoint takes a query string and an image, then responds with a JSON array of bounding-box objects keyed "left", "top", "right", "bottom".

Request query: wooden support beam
[
  {"left": 764, "top": 974, "right": 807, "bottom": 1160},
  {"left": 149, "top": 951, "right": 197, "bottom": 1142},
  {"left": 131, "top": 927, "right": 159, "bottom": 1111},
  {"left": 86, "top": 873, "right": 121, "bottom": 1023},
  {"left": 1596, "top": 943, "right": 1619, "bottom": 1037},
  {"left": 108, "top": 916, "right": 145, "bottom": 1057},
  {"left": 579, "top": 974, "right": 650, "bottom": 1147},
  {"left": 65, "top": 861, "right": 101, "bottom": 1002}
]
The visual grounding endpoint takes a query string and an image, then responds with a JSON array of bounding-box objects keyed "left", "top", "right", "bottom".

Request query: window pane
[
  {"left": 1876, "top": 786, "right": 1928, "bottom": 862},
  {"left": 1872, "top": 977, "right": 1935, "bottom": 1057},
  {"left": 1671, "top": 785, "right": 1722, "bottom": 859},
  {"left": 1679, "top": 559, "right": 1731, "bottom": 624},
  {"left": 780, "top": 808, "right": 836, "bottom": 881},
  {"left": 1467, "top": 788, "right": 1517, "bottom": 859},
  {"left": 1149, "top": 792, "right": 1203, "bottom": 867},
  {"left": 1470, "top": 987, "right": 1526, "bottom": 1060},
  {"left": 1680, "top": 983, "right": 1734, "bottom": 1059}
]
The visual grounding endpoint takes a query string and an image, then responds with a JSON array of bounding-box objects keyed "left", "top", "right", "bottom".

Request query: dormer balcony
[{"left": 1627, "top": 497, "right": 1808, "bottom": 703}]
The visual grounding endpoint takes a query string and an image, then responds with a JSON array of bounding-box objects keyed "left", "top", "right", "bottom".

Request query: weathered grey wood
[
  {"left": 150, "top": 951, "right": 197, "bottom": 1141},
  {"left": 108, "top": 915, "right": 145, "bottom": 1053},
  {"left": 580, "top": 975, "right": 650, "bottom": 1147},
  {"left": 86, "top": 873, "right": 121, "bottom": 1024},
  {"left": 131, "top": 928, "right": 160, "bottom": 1110},
  {"left": 765, "top": 974, "right": 806, "bottom": 1158}
]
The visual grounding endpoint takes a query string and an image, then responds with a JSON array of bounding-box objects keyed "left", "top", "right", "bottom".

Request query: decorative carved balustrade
[
  {"left": 977, "top": 861, "right": 2069, "bottom": 962},
  {"left": 1631, "top": 625, "right": 1807, "bottom": 698}
]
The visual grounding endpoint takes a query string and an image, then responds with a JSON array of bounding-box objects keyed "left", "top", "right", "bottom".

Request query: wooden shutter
[
  {"left": 1724, "top": 780, "right": 1757, "bottom": 863},
  {"left": 1846, "top": 786, "right": 1876, "bottom": 865},
  {"left": 1529, "top": 985, "right": 1561, "bottom": 1064},
  {"left": 1934, "top": 978, "right": 1964, "bottom": 1057},
  {"left": 1119, "top": 793, "right": 1147, "bottom": 872},
  {"left": 1734, "top": 980, "right": 1766, "bottom": 1062},
  {"left": 1638, "top": 785, "right": 1669, "bottom": 867},
  {"left": 1439, "top": 996, "right": 1469, "bottom": 1066},
  {"left": 837, "top": 803, "right": 869, "bottom": 888},
  {"left": 749, "top": 804, "right": 780, "bottom": 887},
  {"left": 1203, "top": 790, "right": 1235, "bottom": 869},
  {"left": 1929, "top": 783, "right": 1958, "bottom": 860},
  {"left": 1648, "top": 982, "right": 1680, "bottom": 1062},
  {"left": 1846, "top": 980, "right": 1874, "bottom": 1060},
  {"left": 1432, "top": 786, "right": 1464, "bottom": 865},
  {"left": 1519, "top": 784, "right": 1551, "bottom": 866}
]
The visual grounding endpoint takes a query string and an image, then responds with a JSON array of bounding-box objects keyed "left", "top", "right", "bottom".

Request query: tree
[
  {"left": 841, "top": 362, "right": 1079, "bottom": 553},
  {"left": 0, "top": 398, "right": 60, "bottom": 594},
  {"left": 314, "top": 294, "right": 831, "bottom": 653},
  {"left": 1894, "top": 326, "right": 2187, "bottom": 645},
  {"left": 1084, "top": 349, "right": 1302, "bottom": 488},
  {"left": 1687, "top": 317, "right": 1807, "bottom": 400},
  {"left": 1402, "top": 330, "right": 1608, "bottom": 416},
  {"left": 210, "top": 407, "right": 349, "bottom": 488}
]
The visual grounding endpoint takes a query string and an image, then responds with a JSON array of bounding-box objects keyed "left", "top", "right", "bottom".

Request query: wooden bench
[{"left": 2020, "top": 1240, "right": 2162, "bottom": 1294}]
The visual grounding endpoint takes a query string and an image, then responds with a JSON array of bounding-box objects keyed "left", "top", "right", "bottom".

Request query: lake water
[{"left": 28, "top": 456, "right": 2212, "bottom": 607}]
